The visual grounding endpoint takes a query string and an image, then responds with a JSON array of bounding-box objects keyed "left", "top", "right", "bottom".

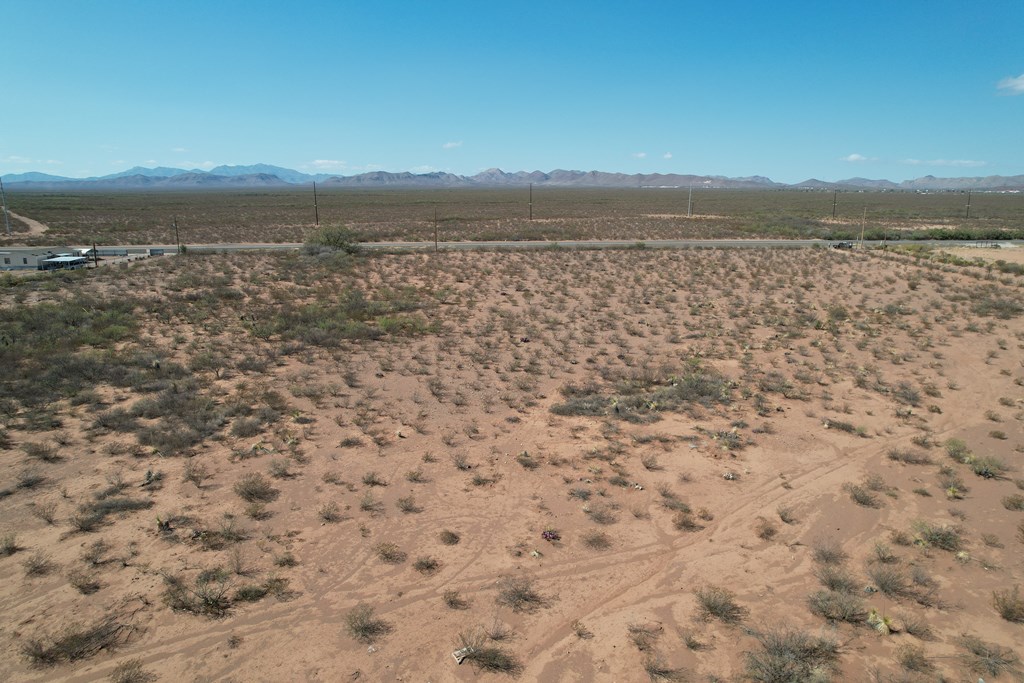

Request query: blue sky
[{"left": 3, "top": 1, "right": 1022, "bottom": 183}]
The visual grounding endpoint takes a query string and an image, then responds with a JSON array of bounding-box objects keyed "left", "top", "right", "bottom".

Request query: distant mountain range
[{"left": 3, "top": 164, "right": 1023, "bottom": 191}]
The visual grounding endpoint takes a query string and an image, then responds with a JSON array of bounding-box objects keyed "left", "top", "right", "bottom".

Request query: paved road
[{"left": 105, "top": 238, "right": 1024, "bottom": 253}]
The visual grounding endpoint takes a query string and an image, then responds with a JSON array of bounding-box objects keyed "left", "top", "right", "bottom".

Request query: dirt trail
[{"left": 5, "top": 210, "right": 49, "bottom": 236}]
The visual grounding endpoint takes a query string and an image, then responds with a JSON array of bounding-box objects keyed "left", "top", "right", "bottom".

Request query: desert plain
[{"left": 1, "top": 211, "right": 1024, "bottom": 682}]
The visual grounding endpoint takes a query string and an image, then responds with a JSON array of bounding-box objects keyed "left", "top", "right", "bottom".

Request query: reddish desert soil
[{"left": 1, "top": 247, "right": 1022, "bottom": 682}]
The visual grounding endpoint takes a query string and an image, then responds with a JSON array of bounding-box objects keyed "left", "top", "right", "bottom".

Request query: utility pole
[
  {"left": 859, "top": 207, "right": 866, "bottom": 248},
  {"left": 965, "top": 190, "right": 971, "bottom": 219},
  {"left": 832, "top": 189, "right": 838, "bottom": 219},
  {"left": 173, "top": 217, "right": 181, "bottom": 254},
  {"left": 687, "top": 185, "right": 693, "bottom": 217},
  {"left": 92, "top": 241, "right": 98, "bottom": 268},
  {"left": 313, "top": 181, "right": 320, "bottom": 226},
  {"left": 528, "top": 183, "right": 533, "bottom": 221},
  {"left": 433, "top": 207, "right": 438, "bottom": 253},
  {"left": 0, "top": 177, "right": 11, "bottom": 237}
]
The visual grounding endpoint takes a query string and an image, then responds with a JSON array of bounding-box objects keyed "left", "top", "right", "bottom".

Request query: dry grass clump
[
  {"left": 992, "top": 585, "right": 1024, "bottom": 623},
  {"left": 443, "top": 589, "right": 470, "bottom": 610},
  {"left": 895, "top": 643, "right": 933, "bottom": 674},
  {"left": 642, "top": 654, "right": 689, "bottom": 682},
  {"left": 67, "top": 568, "right": 102, "bottom": 595},
  {"left": 695, "top": 585, "right": 747, "bottom": 623},
  {"left": 1, "top": 532, "right": 20, "bottom": 556},
  {"left": 582, "top": 530, "right": 612, "bottom": 549},
  {"left": 456, "top": 630, "right": 523, "bottom": 675},
  {"left": 162, "top": 570, "right": 232, "bottom": 617},
  {"left": 396, "top": 495, "right": 422, "bottom": 513},
  {"left": 811, "top": 539, "right": 847, "bottom": 565},
  {"left": 22, "top": 551, "right": 55, "bottom": 577},
  {"left": 887, "top": 448, "right": 932, "bottom": 465},
  {"left": 21, "top": 617, "right": 131, "bottom": 667},
  {"left": 814, "top": 565, "right": 857, "bottom": 594},
  {"left": 744, "top": 629, "right": 840, "bottom": 683},
  {"left": 232, "top": 473, "right": 278, "bottom": 503},
  {"left": 842, "top": 482, "right": 881, "bottom": 508},
  {"left": 495, "top": 575, "right": 545, "bottom": 613},
  {"left": 108, "top": 658, "right": 157, "bottom": 683},
  {"left": 754, "top": 517, "right": 777, "bottom": 540},
  {"left": 439, "top": 529, "right": 461, "bottom": 545},
  {"left": 807, "top": 590, "right": 866, "bottom": 624},
  {"left": 867, "top": 565, "right": 910, "bottom": 599},
  {"left": 412, "top": 556, "right": 440, "bottom": 574},
  {"left": 345, "top": 604, "right": 392, "bottom": 643},
  {"left": 957, "top": 634, "right": 1021, "bottom": 678},
  {"left": 912, "top": 521, "right": 964, "bottom": 551},
  {"left": 318, "top": 501, "right": 342, "bottom": 523},
  {"left": 374, "top": 542, "right": 407, "bottom": 564},
  {"left": 627, "top": 622, "right": 662, "bottom": 651},
  {"left": 1003, "top": 494, "right": 1024, "bottom": 511}
]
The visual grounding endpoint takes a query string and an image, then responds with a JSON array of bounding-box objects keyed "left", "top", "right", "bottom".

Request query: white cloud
[
  {"left": 902, "top": 158, "right": 987, "bottom": 168},
  {"left": 442, "top": 141, "right": 463, "bottom": 150},
  {"left": 632, "top": 152, "right": 647, "bottom": 159},
  {"left": 663, "top": 152, "right": 673, "bottom": 159},
  {"left": 171, "top": 147, "right": 188, "bottom": 153},
  {"left": 3, "top": 155, "right": 63, "bottom": 167},
  {"left": 309, "top": 159, "right": 348, "bottom": 170},
  {"left": 411, "top": 165, "right": 440, "bottom": 173},
  {"left": 840, "top": 153, "right": 872, "bottom": 162},
  {"left": 996, "top": 73, "right": 1024, "bottom": 95},
  {"left": 182, "top": 160, "right": 217, "bottom": 170}
]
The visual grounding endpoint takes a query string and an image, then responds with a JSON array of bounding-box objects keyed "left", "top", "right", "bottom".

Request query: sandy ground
[
  {"left": 939, "top": 245, "right": 1024, "bottom": 265},
  {"left": 1, "top": 247, "right": 1022, "bottom": 682},
  {"left": 5, "top": 211, "right": 49, "bottom": 237}
]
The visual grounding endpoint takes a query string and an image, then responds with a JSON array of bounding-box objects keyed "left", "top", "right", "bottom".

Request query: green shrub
[{"left": 305, "top": 224, "right": 361, "bottom": 254}]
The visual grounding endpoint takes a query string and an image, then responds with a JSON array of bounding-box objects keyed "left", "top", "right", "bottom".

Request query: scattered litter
[
  {"left": 367, "top": 645, "right": 377, "bottom": 654},
  {"left": 530, "top": 549, "right": 542, "bottom": 558},
  {"left": 723, "top": 471, "right": 738, "bottom": 481},
  {"left": 452, "top": 645, "right": 475, "bottom": 664}
]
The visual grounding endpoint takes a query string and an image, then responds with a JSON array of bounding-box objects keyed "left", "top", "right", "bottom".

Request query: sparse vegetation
[
  {"left": 744, "top": 629, "right": 840, "bottom": 683},
  {"left": 495, "top": 575, "right": 545, "bottom": 613},
  {"left": 345, "top": 604, "right": 391, "bottom": 643},
  {"left": 5, "top": 225, "right": 1024, "bottom": 681},
  {"left": 695, "top": 585, "right": 747, "bottom": 623},
  {"left": 992, "top": 585, "right": 1024, "bottom": 623},
  {"left": 233, "top": 473, "right": 279, "bottom": 503}
]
